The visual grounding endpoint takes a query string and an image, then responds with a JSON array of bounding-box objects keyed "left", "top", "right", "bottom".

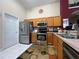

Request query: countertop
[
  {"left": 0, "top": 43, "right": 32, "bottom": 59},
  {"left": 53, "top": 33, "right": 79, "bottom": 53}
]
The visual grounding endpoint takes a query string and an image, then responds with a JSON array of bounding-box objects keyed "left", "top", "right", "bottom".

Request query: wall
[
  {"left": 60, "top": 0, "right": 79, "bottom": 19},
  {"left": 0, "top": 0, "right": 26, "bottom": 51},
  {"left": 26, "top": 2, "right": 60, "bottom": 19},
  {"left": 2, "top": 0, "right": 26, "bottom": 21},
  {"left": 0, "top": 14, "right": 3, "bottom": 51},
  {"left": 0, "top": 0, "right": 2, "bottom": 12}
]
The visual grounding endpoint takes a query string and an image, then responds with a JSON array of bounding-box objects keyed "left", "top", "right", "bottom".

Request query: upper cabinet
[
  {"left": 30, "top": 18, "right": 47, "bottom": 27},
  {"left": 53, "top": 16, "right": 61, "bottom": 26},
  {"left": 25, "top": 16, "right": 61, "bottom": 27},
  {"left": 32, "top": 19, "right": 38, "bottom": 27},
  {"left": 46, "top": 17, "right": 53, "bottom": 27},
  {"left": 29, "top": 18, "right": 39, "bottom": 27},
  {"left": 47, "top": 32, "right": 53, "bottom": 45},
  {"left": 47, "top": 16, "right": 61, "bottom": 26}
]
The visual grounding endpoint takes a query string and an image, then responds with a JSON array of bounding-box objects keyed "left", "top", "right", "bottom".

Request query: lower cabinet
[
  {"left": 53, "top": 34, "right": 58, "bottom": 49},
  {"left": 47, "top": 32, "right": 53, "bottom": 45},
  {"left": 53, "top": 33, "right": 63, "bottom": 59},
  {"left": 57, "top": 38, "right": 63, "bottom": 59},
  {"left": 31, "top": 32, "right": 37, "bottom": 43},
  {"left": 31, "top": 32, "right": 53, "bottom": 45}
]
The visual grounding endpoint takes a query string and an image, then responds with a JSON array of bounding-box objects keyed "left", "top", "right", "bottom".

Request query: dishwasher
[{"left": 63, "top": 42, "right": 79, "bottom": 59}]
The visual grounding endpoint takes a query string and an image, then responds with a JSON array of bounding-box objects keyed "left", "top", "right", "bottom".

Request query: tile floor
[{"left": 17, "top": 44, "right": 57, "bottom": 59}]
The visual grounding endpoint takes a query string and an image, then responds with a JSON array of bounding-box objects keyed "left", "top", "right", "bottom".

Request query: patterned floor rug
[{"left": 18, "top": 44, "right": 57, "bottom": 59}]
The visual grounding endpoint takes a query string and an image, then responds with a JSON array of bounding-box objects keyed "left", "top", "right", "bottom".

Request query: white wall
[
  {"left": 2, "top": 0, "right": 26, "bottom": 21},
  {"left": 1, "top": 0, "right": 60, "bottom": 19},
  {"left": 0, "top": 0, "right": 2, "bottom": 12},
  {"left": 0, "top": 14, "right": 3, "bottom": 50},
  {"left": 26, "top": 2, "right": 60, "bottom": 19},
  {"left": 0, "top": 0, "right": 26, "bottom": 51}
]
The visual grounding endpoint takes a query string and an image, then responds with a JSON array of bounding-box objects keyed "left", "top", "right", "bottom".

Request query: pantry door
[{"left": 4, "top": 13, "right": 19, "bottom": 48}]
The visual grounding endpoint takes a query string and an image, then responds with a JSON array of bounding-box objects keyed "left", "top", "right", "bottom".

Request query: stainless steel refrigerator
[{"left": 19, "top": 21, "right": 32, "bottom": 44}]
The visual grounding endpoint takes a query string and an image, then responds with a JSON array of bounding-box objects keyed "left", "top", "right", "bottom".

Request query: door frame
[{"left": 2, "top": 12, "right": 19, "bottom": 49}]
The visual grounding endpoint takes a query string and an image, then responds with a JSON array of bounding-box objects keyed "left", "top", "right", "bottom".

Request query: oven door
[
  {"left": 37, "top": 33, "right": 47, "bottom": 41},
  {"left": 38, "top": 27, "right": 47, "bottom": 33}
]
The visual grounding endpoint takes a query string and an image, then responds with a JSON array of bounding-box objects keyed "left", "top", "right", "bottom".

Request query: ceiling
[{"left": 17, "top": 0, "right": 59, "bottom": 9}]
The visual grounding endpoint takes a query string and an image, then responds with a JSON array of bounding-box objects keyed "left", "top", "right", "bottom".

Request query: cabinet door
[
  {"left": 53, "top": 34, "right": 58, "bottom": 49},
  {"left": 33, "top": 19, "right": 38, "bottom": 27},
  {"left": 57, "top": 44, "right": 63, "bottom": 59},
  {"left": 53, "top": 16, "right": 61, "bottom": 26},
  {"left": 32, "top": 18, "right": 43, "bottom": 27},
  {"left": 47, "top": 32, "right": 53, "bottom": 45},
  {"left": 42, "top": 18, "right": 47, "bottom": 22},
  {"left": 57, "top": 38, "right": 63, "bottom": 59},
  {"left": 30, "top": 19, "right": 37, "bottom": 27},
  {"left": 31, "top": 32, "right": 37, "bottom": 43},
  {"left": 46, "top": 17, "right": 53, "bottom": 26},
  {"left": 53, "top": 33, "right": 63, "bottom": 59},
  {"left": 36, "top": 18, "right": 43, "bottom": 23}
]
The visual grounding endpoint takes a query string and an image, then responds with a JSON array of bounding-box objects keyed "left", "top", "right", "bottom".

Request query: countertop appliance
[{"left": 19, "top": 21, "right": 33, "bottom": 44}]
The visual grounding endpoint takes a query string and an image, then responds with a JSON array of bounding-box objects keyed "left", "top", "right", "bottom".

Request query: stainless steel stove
[
  {"left": 37, "top": 22, "right": 47, "bottom": 41},
  {"left": 37, "top": 33, "right": 47, "bottom": 41}
]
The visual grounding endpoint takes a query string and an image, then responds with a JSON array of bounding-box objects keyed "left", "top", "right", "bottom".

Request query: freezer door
[
  {"left": 19, "top": 36, "right": 30, "bottom": 44},
  {"left": 19, "top": 22, "right": 30, "bottom": 44}
]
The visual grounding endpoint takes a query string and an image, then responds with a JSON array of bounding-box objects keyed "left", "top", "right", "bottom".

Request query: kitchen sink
[{"left": 58, "top": 33, "right": 78, "bottom": 39}]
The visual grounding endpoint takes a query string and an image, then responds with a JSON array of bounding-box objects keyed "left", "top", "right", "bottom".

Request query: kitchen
[{"left": 0, "top": 0, "right": 79, "bottom": 59}]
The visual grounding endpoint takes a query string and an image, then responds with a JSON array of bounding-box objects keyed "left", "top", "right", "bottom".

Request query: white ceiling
[{"left": 17, "top": 0, "right": 59, "bottom": 9}]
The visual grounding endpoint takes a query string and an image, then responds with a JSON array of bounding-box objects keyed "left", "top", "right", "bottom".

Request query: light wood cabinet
[
  {"left": 57, "top": 36, "right": 63, "bottom": 59},
  {"left": 32, "top": 19, "right": 38, "bottom": 27},
  {"left": 24, "top": 19, "right": 34, "bottom": 26},
  {"left": 53, "top": 16, "right": 61, "bottom": 26},
  {"left": 25, "top": 16, "right": 61, "bottom": 27},
  {"left": 46, "top": 16, "right": 61, "bottom": 26},
  {"left": 53, "top": 33, "right": 63, "bottom": 59},
  {"left": 31, "top": 18, "right": 47, "bottom": 27},
  {"left": 46, "top": 17, "right": 53, "bottom": 26},
  {"left": 53, "top": 34, "right": 58, "bottom": 49},
  {"left": 28, "top": 18, "right": 38, "bottom": 27},
  {"left": 42, "top": 18, "right": 47, "bottom": 23},
  {"left": 47, "top": 32, "right": 53, "bottom": 45},
  {"left": 31, "top": 32, "right": 37, "bottom": 43}
]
